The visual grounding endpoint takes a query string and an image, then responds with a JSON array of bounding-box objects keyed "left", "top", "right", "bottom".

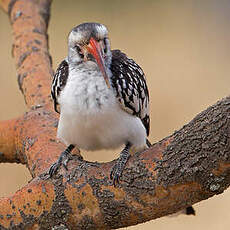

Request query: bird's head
[{"left": 68, "top": 22, "right": 112, "bottom": 88}]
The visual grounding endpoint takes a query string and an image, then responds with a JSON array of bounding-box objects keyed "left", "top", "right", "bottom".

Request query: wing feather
[
  {"left": 51, "top": 60, "right": 69, "bottom": 113},
  {"left": 110, "top": 50, "right": 150, "bottom": 136}
]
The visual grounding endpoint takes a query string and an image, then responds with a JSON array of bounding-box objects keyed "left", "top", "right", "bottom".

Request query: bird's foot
[
  {"left": 110, "top": 144, "right": 131, "bottom": 186},
  {"left": 49, "top": 145, "right": 75, "bottom": 177},
  {"left": 49, "top": 150, "right": 72, "bottom": 177}
]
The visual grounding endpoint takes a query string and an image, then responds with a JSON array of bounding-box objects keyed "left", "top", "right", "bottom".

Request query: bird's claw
[
  {"left": 48, "top": 150, "right": 73, "bottom": 177},
  {"left": 110, "top": 163, "right": 122, "bottom": 186},
  {"left": 110, "top": 146, "right": 130, "bottom": 186},
  {"left": 49, "top": 162, "right": 61, "bottom": 177},
  {"left": 62, "top": 156, "right": 71, "bottom": 170}
]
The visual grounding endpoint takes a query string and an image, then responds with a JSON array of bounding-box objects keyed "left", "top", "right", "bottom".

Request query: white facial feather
[
  {"left": 67, "top": 23, "right": 111, "bottom": 67},
  {"left": 95, "top": 24, "right": 108, "bottom": 40}
]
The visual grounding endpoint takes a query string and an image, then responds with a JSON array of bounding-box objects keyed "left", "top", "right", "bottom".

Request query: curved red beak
[{"left": 86, "top": 37, "right": 110, "bottom": 88}]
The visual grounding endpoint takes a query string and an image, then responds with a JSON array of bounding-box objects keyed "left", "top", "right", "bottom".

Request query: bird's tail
[
  {"left": 186, "top": 206, "right": 196, "bottom": 215},
  {"left": 168, "top": 206, "right": 196, "bottom": 217}
]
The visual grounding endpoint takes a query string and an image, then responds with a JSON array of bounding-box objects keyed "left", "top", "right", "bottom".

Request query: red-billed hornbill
[{"left": 49, "top": 22, "right": 195, "bottom": 215}]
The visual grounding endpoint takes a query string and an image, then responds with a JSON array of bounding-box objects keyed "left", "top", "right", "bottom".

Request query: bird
[
  {"left": 49, "top": 22, "right": 195, "bottom": 214},
  {"left": 49, "top": 22, "right": 150, "bottom": 185}
]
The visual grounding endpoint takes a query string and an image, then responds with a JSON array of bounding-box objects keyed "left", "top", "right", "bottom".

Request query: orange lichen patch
[
  {"left": 122, "top": 211, "right": 143, "bottom": 228},
  {"left": 140, "top": 137, "right": 174, "bottom": 174},
  {"left": 0, "top": 198, "right": 24, "bottom": 228},
  {"left": 153, "top": 185, "right": 170, "bottom": 201},
  {"left": 10, "top": 2, "right": 46, "bottom": 31},
  {"left": 212, "top": 162, "right": 230, "bottom": 176},
  {"left": 138, "top": 183, "right": 202, "bottom": 218},
  {"left": 17, "top": 52, "right": 52, "bottom": 106},
  {"left": 170, "top": 182, "right": 200, "bottom": 195},
  {"left": 135, "top": 186, "right": 170, "bottom": 212},
  {"left": 0, "top": 118, "right": 19, "bottom": 163},
  {"left": 168, "top": 182, "right": 202, "bottom": 206},
  {"left": 140, "top": 149, "right": 159, "bottom": 175},
  {"left": 0, "top": 179, "right": 55, "bottom": 228},
  {"left": 65, "top": 183, "right": 102, "bottom": 226},
  {"left": 163, "top": 136, "right": 174, "bottom": 148},
  {"left": 105, "top": 185, "right": 126, "bottom": 201},
  {"left": 12, "top": 110, "right": 64, "bottom": 176}
]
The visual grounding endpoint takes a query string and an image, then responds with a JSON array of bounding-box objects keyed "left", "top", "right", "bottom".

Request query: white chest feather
[
  {"left": 57, "top": 67, "right": 147, "bottom": 151},
  {"left": 59, "top": 68, "right": 114, "bottom": 113}
]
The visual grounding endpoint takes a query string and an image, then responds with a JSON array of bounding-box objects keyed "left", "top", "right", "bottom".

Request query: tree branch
[
  {"left": 1, "top": 0, "right": 53, "bottom": 110},
  {"left": 0, "top": 118, "right": 22, "bottom": 163},
  {"left": 0, "top": 96, "right": 230, "bottom": 229},
  {"left": 1, "top": 0, "right": 230, "bottom": 229}
]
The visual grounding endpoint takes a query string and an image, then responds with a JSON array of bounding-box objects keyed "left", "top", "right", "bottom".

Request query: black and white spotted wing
[
  {"left": 51, "top": 59, "right": 69, "bottom": 113},
  {"left": 110, "top": 50, "right": 150, "bottom": 136}
]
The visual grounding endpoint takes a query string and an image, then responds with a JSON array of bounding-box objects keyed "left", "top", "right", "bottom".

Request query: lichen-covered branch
[
  {"left": 0, "top": 118, "right": 21, "bottom": 163},
  {"left": 0, "top": 108, "right": 65, "bottom": 177},
  {"left": 0, "top": 96, "right": 230, "bottom": 229},
  {"left": 1, "top": 0, "right": 53, "bottom": 109},
  {"left": 1, "top": 0, "right": 230, "bottom": 229},
  {"left": 0, "top": 111, "right": 62, "bottom": 167}
]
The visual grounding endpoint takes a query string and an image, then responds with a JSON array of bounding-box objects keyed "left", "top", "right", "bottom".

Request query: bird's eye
[
  {"left": 103, "top": 38, "right": 107, "bottom": 53},
  {"left": 75, "top": 45, "right": 84, "bottom": 58}
]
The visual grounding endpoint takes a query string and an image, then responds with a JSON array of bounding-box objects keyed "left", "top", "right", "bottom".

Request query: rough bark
[{"left": 0, "top": 0, "right": 230, "bottom": 229}]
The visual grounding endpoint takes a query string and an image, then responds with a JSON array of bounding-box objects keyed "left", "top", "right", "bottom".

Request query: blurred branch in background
[{"left": 0, "top": 0, "right": 230, "bottom": 229}]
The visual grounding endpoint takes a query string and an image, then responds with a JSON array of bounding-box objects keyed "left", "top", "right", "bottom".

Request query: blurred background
[{"left": 1, "top": 0, "right": 230, "bottom": 229}]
